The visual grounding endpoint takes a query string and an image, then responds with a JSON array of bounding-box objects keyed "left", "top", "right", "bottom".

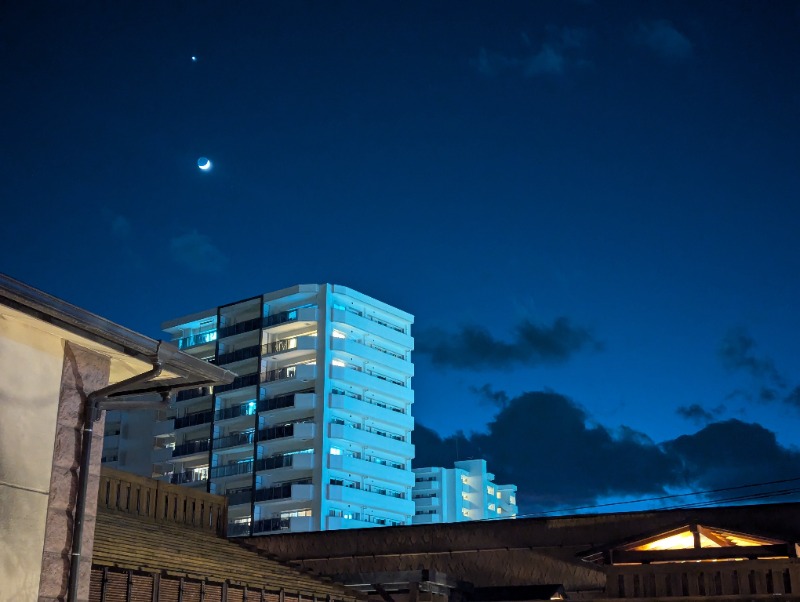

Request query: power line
[{"left": 513, "top": 475, "right": 800, "bottom": 519}]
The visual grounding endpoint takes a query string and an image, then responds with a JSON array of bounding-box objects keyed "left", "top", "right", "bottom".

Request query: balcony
[
  {"left": 255, "top": 452, "right": 314, "bottom": 473},
  {"left": 175, "top": 387, "right": 212, "bottom": 403},
  {"left": 412, "top": 513, "right": 441, "bottom": 524},
  {"left": 261, "top": 335, "right": 317, "bottom": 361},
  {"left": 252, "top": 482, "right": 314, "bottom": 504},
  {"left": 329, "top": 454, "right": 414, "bottom": 487},
  {"left": 209, "top": 460, "right": 253, "bottom": 480},
  {"left": 217, "top": 316, "right": 262, "bottom": 340},
  {"left": 175, "top": 330, "right": 217, "bottom": 350},
  {"left": 413, "top": 495, "right": 440, "bottom": 508},
  {"left": 331, "top": 308, "right": 412, "bottom": 348},
  {"left": 172, "top": 439, "right": 210, "bottom": 459},
  {"left": 168, "top": 470, "right": 207, "bottom": 486},
  {"left": 329, "top": 393, "right": 413, "bottom": 430},
  {"left": 331, "top": 337, "right": 413, "bottom": 375},
  {"left": 330, "top": 366, "right": 412, "bottom": 404},
  {"left": 214, "top": 402, "right": 257, "bottom": 425},
  {"left": 174, "top": 409, "right": 213, "bottom": 430},
  {"left": 212, "top": 431, "right": 255, "bottom": 454},
  {"left": 215, "top": 372, "right": 260, "bottom": 395},
  {"left": 257, "top": 392, "right": 316, "bottom": 415},
  {"left": 216, "top": 344, "right": 260, "bottom": 366},
  {"left": 153, "top": 417, "right": 176, "bottom": 436},
  {"left": 327, "top": 484, "right": 414, "bottom": 516},
  {"left": 262, "top": 307, "right": 318, "bottom": 335},
  {"left": 329, "top": 422, "right": 413, "bottom": 458},
  {"left": 413, "top": 478, "right": 441, "bottom": 491},
  {"left": 257, "top": 422, "right": 315, "bottom": 443},
  {"left": 252, "top": 515, "right": 313, "bottom": 534}
]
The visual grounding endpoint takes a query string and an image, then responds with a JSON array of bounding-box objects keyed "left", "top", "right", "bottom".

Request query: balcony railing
[
  {"left": 215, "top": 373, "right": 259, "bottom": 394},
  {"left": 262, "top": 338, "right": 297, "bottom": 354},
  {"left": 174, "top": 409, "right": 213, "bottom": 429},
  {"left": 253, "top": 480, "right": 311, "bottom": 502},
  {"left": 260, "top": 366, "right": 296, "bottom": 383},
  {"left": 227, "top": 522, "right": 252, "bottom": 537},
  {"left": 216, "top": 345, "right": 260, "bottom": 365},
  {"left": 263, "top": 308, "right": 301, "bottom": 328},
  {"left": 257, "top": 423, "right": 295, "bottom": 441},
  {"left": 169, "top": 470, "right": 206, "bottom": 485},
  {"left": 257, "top": 392, "right": 297, "bottom": 412},
  {"left": 209, "top": 460, "right": 253, "bottom": 479},
  {"left": 212, "top": 431, "right": 254, "bottom": 450},
  {"left": 175, "top": 330, "right": 217, "bottom": 350},
  {"left": 251, "top": 517, "right": 290, "bottom": 533},
  {"left": 214, "top": 402, "right": 256, "bottom": 422},
  {"left": 227, "top": 488, "right": 253, "bottom": 506},
  {"left": 217, "top": 317, "right": 262, "bottom": 339},
  {"left": 176, "top": 387, "right": 211, "bottom": 402},
  {"left": 172, "top": 439, "right": 210, "bottom": 457},
  {"left": 255, "top": 454, "right": 294, "bottom": 472}
]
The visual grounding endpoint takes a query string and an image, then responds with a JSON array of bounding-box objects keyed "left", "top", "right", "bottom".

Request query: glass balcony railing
[
  {"left": 227, "top": 488, "right": 253, "bottom": 506},
  {"left": 217, "top": 317, "right": 262, "bottom": 339},
  {"left": 175, "top": 330, "right": 217, "bottom": 350},
  {"left": 227, "top": 521, "right": 252, "bottom": 537},
  {"left": 176, "top": 387, "right": 211, "bottom": 402},
  {"left": 263, "top": 308, "right": 300, "bottom": 328},
  {"left": 216, "top": 345, "right": 260, "bottom": 365},
  {"left": 215, "top": 373, "right": 259, "bottom": 394},
  {"left": 257, "top": 392, "right": 297, "bottom": 413},
  {"left": 255, "top": 454, "right": 294, "bottom": 472},
  {"left": 214, "top": 402, "right": 256, "bottom": 422},
  {"left": 209, "top": 460, "right": 253, "bottom": 479},
  {"left": 257, "top": 423, "right": 295, "bottom": 441},
  {"left": 169, "top": 470, "right": 206, "bottom": 485},
  {"left": 251, "top": 517, "right": 291, "bottom": 533},
  {"left": 260, "top": 366, "right": 296, "bottom": 383},
  {"left": 212, "top": 431, "right": 255, "bottom": 450},
  {"left": 252, "top": 479, "right": 311, "bottom": 502},
  {"left": 172, "top": 439, "right": 211, "bottom": 457},
  {"left": 174, "top": 409, "right": 213, "bottom": 429}
]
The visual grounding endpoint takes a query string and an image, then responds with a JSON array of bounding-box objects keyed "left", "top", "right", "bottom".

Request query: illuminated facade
[
  {"left": 155, "top": 284, "right": 416, "bottom": 535},
  {"left": 412, "top": 459, "right": 517, "bottom": 524}
]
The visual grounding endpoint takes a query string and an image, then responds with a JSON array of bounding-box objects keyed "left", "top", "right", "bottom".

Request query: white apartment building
[
  {"left": 412, "top": 459, "right": 517, "bottom": 524},
  {"left": 154, "top": 284, "right": 416, "bottom": 536}
]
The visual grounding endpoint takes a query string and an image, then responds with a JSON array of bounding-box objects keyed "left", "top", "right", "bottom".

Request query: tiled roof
[{"left": 92, "top": 509, "right": 360, "bottom": 600}]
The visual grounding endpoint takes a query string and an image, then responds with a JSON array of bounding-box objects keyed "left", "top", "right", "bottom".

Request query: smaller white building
[{"left": 412, "top": 459, "right": 517, "bottom": 524}]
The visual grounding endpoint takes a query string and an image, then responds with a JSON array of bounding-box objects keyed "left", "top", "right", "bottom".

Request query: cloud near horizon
[
  {"left": 413, "top": 390, "right": 800, "bottom": 514},
  {"left": 415, "top": 317, "right": 600, "bottom": 370}
]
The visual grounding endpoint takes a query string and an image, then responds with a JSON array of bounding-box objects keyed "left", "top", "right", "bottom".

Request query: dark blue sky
[{"left": 3, "top": 1, "right": 800, "bottom": 512}]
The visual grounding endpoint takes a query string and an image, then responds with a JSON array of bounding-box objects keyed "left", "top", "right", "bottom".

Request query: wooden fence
[{"left": 98, "top": 467, "right": 227, "bottom": 536}]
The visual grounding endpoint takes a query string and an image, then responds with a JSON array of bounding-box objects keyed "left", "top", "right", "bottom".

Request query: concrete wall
[{"left": 0, "top": 310, "right": 110, "bottom": 602}]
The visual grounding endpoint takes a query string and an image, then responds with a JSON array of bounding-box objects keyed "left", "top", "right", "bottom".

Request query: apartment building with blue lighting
[
  {"left": 153, "top": 284, "right": 416, "bottom": 536},
  {"left": 412, "top": 459, "right": 517, "bottom": 524}
]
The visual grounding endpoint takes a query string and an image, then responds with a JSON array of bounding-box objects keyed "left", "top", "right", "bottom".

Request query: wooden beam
[
  {"left": 697, "top": 525, "right": 735, "bottom": 547},
  {"left": 612, "top": 543, "right": 791, "bottom": 564}
]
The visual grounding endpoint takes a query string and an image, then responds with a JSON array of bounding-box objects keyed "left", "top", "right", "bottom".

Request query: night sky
[{"left": 3, "top": 1, "right": 800, "bottom": 515}]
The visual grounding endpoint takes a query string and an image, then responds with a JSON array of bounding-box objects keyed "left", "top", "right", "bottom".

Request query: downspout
[{"left": 66, "top": 347, "right": 167, "bottom": 601}]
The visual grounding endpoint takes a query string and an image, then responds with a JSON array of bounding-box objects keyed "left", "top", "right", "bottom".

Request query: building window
[
  {"left": 461, "top": 508, "right": 470, "bottom": 517},
  {"left": 330, "top": 447, "right": 342, "bottom": 456},
  {"left": 487, "top": 486, "right": 495, "bottom": 495},
  {"left": 488, "top": 503, "right": 496, "bottom": 511},
  {"left": 460, "top": 475, "right": 468, "bottom": 484}
]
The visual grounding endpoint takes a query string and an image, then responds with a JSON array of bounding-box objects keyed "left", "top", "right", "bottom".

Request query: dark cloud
[
  {"left": 719, "top": 328, "right": 784, "bottom": 384},
  {"left": 664, "top": 420, "right": 800, "bottom": 492},
  {"left": 415, "top": 317, "right": 599, "bottom": 370},
  {"left": 469, "top": 383, "right": 509, "bottom": 409},
  {"left": 169, "top": 230, "right": 228, "bottom": 273},
  {"left": 474, "top": 26, "right": 589, "bottom": 78},
  {"left": 635, "top": 20, "right": 693, "bottom": 61},
  {"left": 718, "top": 328, "right": 800, "bottom": 411},
  {"left": 414, "top": 391, "right": 800, "bottom": 514},
  {"left": 676, "top": 403, "right": 726, "bottom": 425}
]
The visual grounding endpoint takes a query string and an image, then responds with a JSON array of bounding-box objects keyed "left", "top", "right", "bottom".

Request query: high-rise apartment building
[
  {"left": 412, "top": 459, "right": 517, "bottom": 524},
  {"left": 154, "top": 284, "right": 416, "bottom": 536}
]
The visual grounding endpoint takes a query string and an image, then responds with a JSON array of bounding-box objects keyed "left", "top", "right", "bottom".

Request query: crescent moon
[{"left": 197, "top": 157, "right": 212, "bottom": 171}]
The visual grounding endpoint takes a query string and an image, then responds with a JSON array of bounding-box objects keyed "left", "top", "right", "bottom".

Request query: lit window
[
  {"left": 488, "top": 503, "right": 496, "bottom": 511},
  {"left": 332, "top": 330, "right": 346, "bottom": 339},
  {"left": 510, "top": 496, "right": 516, "bottom": 505},
  {"left": 461, "top": 508, "right": 469, "bottom": 517},
  {"left": 461, "top": 492, "right": 469, "bottom": 500},
  {"left": 487, "top": 486, "right": 494, "bottom": 495},
  {"left": 497, "top": 507, "right": 503, "bottom": 514},
  {"left": 496, "top": 492, "right": 502, "bottom": 499},
  {"left": 330, "top": 447, "right": 342, "bottom": 456},
  {"left": 332, "top": 359, "right": 346, "bottom": 367},
  {"left": 460, "top": 475, "right": 468, "bottom": 484}
]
